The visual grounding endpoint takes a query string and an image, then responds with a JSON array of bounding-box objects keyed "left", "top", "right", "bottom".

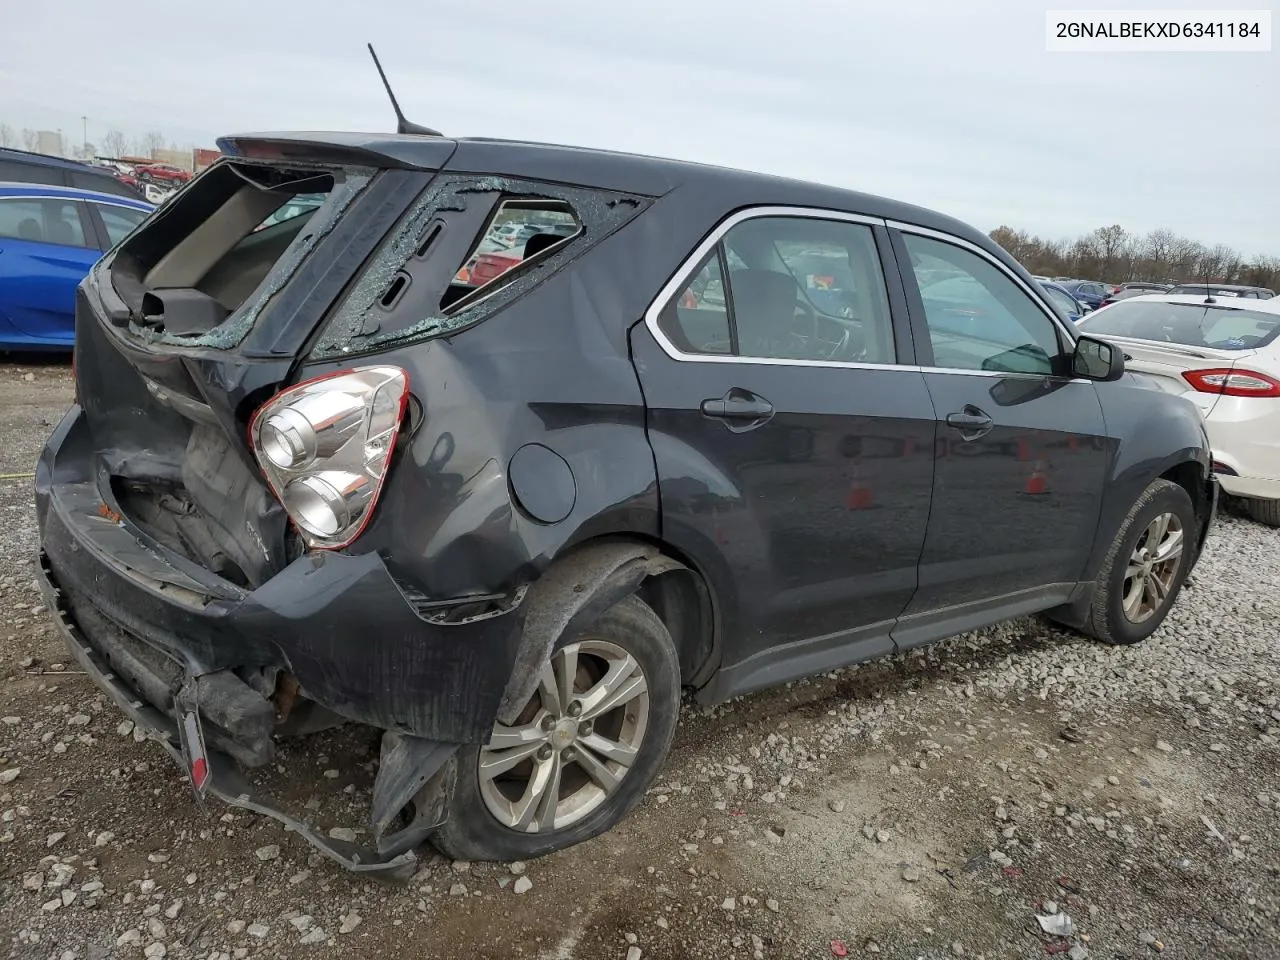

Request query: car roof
[
  {"left": 0, "top": 181, "right": 153, "bottom": 209},
  {"left": 1099, "top": 293, "right": 1280, "bottom": 314},
  {"left": 0, "top": 146, "right": 105, "bottom": 172},
  {"left": 1168, "top": 282, "right": 1271, "bottom": 292},
  {"left": 217, "top": 131, "right": 1006, "bottom": 258}
]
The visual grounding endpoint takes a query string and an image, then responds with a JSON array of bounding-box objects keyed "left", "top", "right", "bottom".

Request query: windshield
[
  {"left": 1041, "top": 285, "right": 1080, "bottom": 316},
  {"left": 1081, "top": 300, "right": 1280, "bottom": 351}
]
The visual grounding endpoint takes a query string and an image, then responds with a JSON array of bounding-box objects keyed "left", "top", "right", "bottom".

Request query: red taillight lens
[
  {"left": 249, "top": 366, "right": 409, "bottom": 550},
  {"left": 1182, "top": 367, "right": 1280, "bottom": 398}
]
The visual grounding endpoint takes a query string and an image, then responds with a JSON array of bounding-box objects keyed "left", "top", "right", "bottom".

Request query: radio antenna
[{"left": 367, "top": 43, "right": 443, "bottom": 137}]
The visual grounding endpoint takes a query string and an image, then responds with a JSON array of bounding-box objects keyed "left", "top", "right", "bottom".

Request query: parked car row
[{"left": 0, "top": 147, "right": 144, "bottom": 201}]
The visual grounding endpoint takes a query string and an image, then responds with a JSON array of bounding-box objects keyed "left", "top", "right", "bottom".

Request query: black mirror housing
[{"left": 1073, "top": 335, "right": 1125, "bottom": 381}]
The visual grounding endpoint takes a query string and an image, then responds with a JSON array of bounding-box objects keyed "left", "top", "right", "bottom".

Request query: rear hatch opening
[{"left": 105, "top": 160, "right": 370, "bottom": 348}]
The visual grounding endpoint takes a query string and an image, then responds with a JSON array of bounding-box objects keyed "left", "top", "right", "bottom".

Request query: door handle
[
  {"left": 701, "top": 395, "right": 774, "bottom": 419},
  {"left": 945, "top": 406, "right": 993, "bottom": 439}
]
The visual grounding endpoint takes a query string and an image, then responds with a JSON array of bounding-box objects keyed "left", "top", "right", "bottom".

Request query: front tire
[
  {"left": 1244, "top": 497, "right": 1280, "bottom": 528},
  {"left": 1085, "top": 479, "right": 1197, "bottom": 645},
  {"left": 432, "top": 594, "right": 681, "bottom": 862}
]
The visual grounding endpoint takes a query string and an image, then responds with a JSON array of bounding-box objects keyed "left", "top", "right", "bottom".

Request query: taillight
[
  {"left": 1181, "top": 367, "right": 1280, "bottom": 398},
  {"left": 249, "top": 366, "right": 409, "bottom": 550}
]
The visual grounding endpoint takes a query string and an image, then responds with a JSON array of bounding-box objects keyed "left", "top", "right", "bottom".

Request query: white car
[{"left": 1079, "top": 293, "right": 1280, "bottom": 527}]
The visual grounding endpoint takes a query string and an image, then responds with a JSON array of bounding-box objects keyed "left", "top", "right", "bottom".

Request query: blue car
[
  {"left": 0, "top": 183, "right": 152, "bottom": 350},
  {"left": 1055, "top": 279, "right": 1110, "bottom": 312},
  {"left": 1037, "top": 280, "right": 1088, "bottom": 323}
]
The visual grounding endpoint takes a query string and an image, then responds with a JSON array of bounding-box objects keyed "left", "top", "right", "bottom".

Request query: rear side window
[
  {"left": 1082, "top": 300, "right": 1280, "bottom": 350},
  {"left": 450, "top": 200, "right": 582, "bottom": 306},
  {"left": 311, "top": 175, "right": 647, "bottom": 359},
  {"left": 0, "top": 197, "right": 89, "bottom": 247},
  {"left": 0, "top": 160, "right": 60, "bottom": 185},
  {"left": 658, "top": 215, "right": 896, "bottom": 364},
  {"left": 95, "top": 203, "right": 149, "bottom": 247}
]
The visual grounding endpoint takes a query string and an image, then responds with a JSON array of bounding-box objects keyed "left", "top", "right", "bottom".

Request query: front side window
[
  {"left": 0, "top": 197, "right": 89, "bottom": 247},
  {"left": 95, "top": 203, "right": 149, "bottom": 247},
  {"left": 658, "top": 215, "right": 896, "bottom": 364},
  {"left": 903, "top": 233, "right": 1062, "bottom": 374}
]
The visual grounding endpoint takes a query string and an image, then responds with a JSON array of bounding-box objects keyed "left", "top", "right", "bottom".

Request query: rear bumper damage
[
  {"left": 35, "top": 407, "right": 528, "bottom": 877},
  {"left": 38, "top": 567, "right": 438, "bottom": 878}
]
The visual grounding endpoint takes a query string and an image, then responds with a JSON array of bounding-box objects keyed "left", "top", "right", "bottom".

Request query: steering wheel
[{"left": 793, "top": 297, "right": 852, "bottom": 360}]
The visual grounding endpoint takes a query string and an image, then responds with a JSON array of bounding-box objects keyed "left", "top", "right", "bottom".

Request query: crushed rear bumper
[{"left": 37, "top": 557, "right": 427, "bottom": 879}]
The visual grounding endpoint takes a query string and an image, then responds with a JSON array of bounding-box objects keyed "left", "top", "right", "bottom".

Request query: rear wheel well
[
  {"left": 555, "top": 534, "right": 719, "bottom": 688},
  {"left": 1161, "top": 460, "right": 1208, "bottom": 521}
]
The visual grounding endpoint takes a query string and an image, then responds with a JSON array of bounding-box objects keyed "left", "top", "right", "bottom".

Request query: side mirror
[{"left": 1073, "top": 335, "right": 1125, "bottom": 381}]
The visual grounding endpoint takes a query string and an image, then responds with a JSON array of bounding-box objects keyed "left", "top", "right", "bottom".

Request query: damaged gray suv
[{"left": 36, "top": 131, "right": 1218, "bottom": 878}]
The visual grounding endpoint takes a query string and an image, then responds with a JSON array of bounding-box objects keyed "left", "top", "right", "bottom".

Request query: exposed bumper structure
[
  {"left": 34, "top": 407, "right": 528, "bottom": 876},
  {"left": 37, "top": 562, "right": 428, "bottom": 878}
]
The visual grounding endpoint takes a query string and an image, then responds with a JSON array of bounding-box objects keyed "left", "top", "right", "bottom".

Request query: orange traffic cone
[
  {"left": 1023, "top": 459, "right": 1050, "bottom": 495},
  {"left": 845, "top": 465, "right": 874, "bottom": 509},
  {"left": 1016, "top": 436, "right": 1032, "bottom": 462}
]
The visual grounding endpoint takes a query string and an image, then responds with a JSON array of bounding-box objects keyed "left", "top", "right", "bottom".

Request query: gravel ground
[{"left": 2, "top": 360, "right": 1279, "bottom": 960}]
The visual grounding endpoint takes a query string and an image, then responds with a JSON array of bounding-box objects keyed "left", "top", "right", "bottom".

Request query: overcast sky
[{"left": 3, "top": 0, "right": 1276, "bottom": 255}]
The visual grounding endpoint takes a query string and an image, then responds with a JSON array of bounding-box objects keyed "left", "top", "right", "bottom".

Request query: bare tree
[
  {"left": 0, "top": 123, "right": 14, "bottom": 148},
  {"left": 102, "top": 129, "right": 129, "bottom": 158},
  {"left": 987, "top": 223, "right": 1277, "bottom": 292},
  {"left": 22, "top": 128, "right": 39, "bottom": 152},
  {"left": 141, "top": 130, "right": 165, "bottom": 158}
]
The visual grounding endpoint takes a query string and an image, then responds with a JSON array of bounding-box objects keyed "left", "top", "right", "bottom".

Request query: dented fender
[{"left": 495, "top": 541, "right": 686, "bottom": 726}]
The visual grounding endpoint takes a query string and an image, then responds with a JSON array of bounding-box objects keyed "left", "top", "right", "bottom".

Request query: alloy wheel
[
  {"left": 478, "top": 639, "right": 650, "bottom": 833},
  {"left": 1122, "top": 511, "right": 1184, "bottom": 623}
]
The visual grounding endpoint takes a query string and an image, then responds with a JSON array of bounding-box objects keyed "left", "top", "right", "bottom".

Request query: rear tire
[
  {"left": 1085, "top": 479, "right": 1197, "bottom": 646},
  {"left": 432, "top": 594, "right": 680, "bottom": 862},
  {"left": 1244, "top": 497, "right": 1280, "bottom": 528}
]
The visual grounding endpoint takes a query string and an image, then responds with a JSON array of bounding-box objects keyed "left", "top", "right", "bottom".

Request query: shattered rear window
[
  {"left": 451, "top": 200, "right": 581, "bottom": 301},
  {"left": 310, "top": 175, "right": 647, "bottom": 358},
  {"left": 110, "top": 161, "right": 372, "bottom": 350}
]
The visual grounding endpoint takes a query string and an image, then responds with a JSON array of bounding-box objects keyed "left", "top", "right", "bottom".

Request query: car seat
[{"left": 730, "top": 269, "right": 803, "bottom": 357}]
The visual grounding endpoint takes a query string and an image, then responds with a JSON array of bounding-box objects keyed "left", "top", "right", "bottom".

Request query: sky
[{"left": 2, "top": 0, "right": 1276, "bottom": 255}]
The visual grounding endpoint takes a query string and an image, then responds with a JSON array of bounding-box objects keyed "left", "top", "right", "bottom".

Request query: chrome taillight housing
[{"left": 249, "top": 366, "right": 409, "bottom": 550}]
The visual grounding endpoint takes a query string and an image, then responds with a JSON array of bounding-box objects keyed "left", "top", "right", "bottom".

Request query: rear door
[
  {"left": 0, "top": 195, "right": 99, "bottom": 342},
  {"left": 889, "top": 226, "right": 1109, "bottom": 645},
  {"left": 630, "top": 208, "right": 936, "bottom": 689}
]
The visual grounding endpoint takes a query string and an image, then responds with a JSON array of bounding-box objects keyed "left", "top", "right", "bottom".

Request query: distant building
[
  {"left": 36, "top": 130, "right": 64, "bottom": 157},
  {"left": 193, "top": 147, "right": 221, "bottom": 171}
]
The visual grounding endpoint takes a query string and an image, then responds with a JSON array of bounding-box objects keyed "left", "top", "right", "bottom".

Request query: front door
[
  {"left": 0, "top": 196, "right": 99, "bottom": 343},
  {"left": 630, "top": 210, "right": 936, "bottom": 692},
  {"left": 890, "top": 229, "right": 1109, "bottom": 645}
]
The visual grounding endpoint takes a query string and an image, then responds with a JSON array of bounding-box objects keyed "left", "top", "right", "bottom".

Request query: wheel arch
[{"left": 494, "top": 535, "right": 719, "bottom": 726}]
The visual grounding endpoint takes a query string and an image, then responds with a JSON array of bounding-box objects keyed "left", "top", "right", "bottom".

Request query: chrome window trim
[
  {"left": 642, "top": 206, "right": 896, "bottom": 370},
  {"left": 887, "top": 220, "right": 1078, "bottom": 343},
  {"left": 0, "top": 194, "right": 148, "bottom": 211}
]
